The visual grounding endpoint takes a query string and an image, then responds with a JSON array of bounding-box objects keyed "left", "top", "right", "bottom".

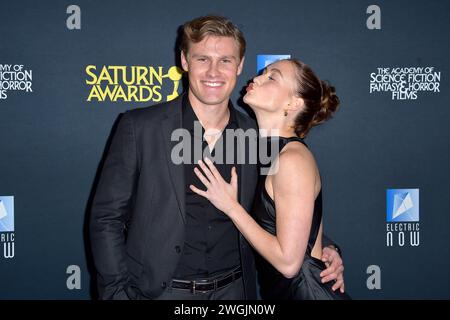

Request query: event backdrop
[{"left": 1, "top": 0, "right": 449, "bottom": 299}]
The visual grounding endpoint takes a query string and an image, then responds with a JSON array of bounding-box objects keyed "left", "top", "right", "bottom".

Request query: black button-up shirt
[{"left": 173, "top": 95, "right": 241, "bottom": 279}]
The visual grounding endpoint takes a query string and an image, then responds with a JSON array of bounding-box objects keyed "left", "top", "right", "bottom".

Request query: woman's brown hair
[{"left": 289, "top": 59, "right": 340, "bottom": 138}]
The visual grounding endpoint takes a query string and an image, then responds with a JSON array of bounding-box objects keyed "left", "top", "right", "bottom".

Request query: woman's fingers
[
  {"left": 189, "top": 184, "right": 208, "bottom": 198},
  {"left": 198, "top": 160, "right": 216, "bottom": 183},
  {"left": 230, "top": 166, "right": 238, "bottom": 188},
  {"left": 204, "top": 158, "right": 223, "bottom": 182},
  {"left": 194, "top": 167, "right": 211, "bottom": 188}
]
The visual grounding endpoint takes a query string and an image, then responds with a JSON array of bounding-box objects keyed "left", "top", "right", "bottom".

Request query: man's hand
[{"left": 320, "top": 246, "right": 345, "bottom": 293}]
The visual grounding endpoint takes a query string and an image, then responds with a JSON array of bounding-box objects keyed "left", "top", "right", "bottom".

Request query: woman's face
[{"left": 243, "top": 60, "right": 299, "bottom": 113}]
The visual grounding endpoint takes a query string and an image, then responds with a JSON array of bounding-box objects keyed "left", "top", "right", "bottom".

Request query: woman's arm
[{"left": 191, "top": 145, "right": 318, "bottom": 278}]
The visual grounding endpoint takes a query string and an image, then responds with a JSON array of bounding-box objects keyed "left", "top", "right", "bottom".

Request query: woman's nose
[{"left": 253, "top": 75, "right": 263, "bottom": 85}]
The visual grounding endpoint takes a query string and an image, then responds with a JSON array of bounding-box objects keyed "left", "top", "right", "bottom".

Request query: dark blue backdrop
[{"left": 1, "top": 0, "right": 449, "bottom": 299}]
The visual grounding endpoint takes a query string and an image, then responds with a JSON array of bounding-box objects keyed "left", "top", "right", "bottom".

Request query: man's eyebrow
[
  {"left": 191, "top": 54, "right": 208, "bottom": 58},
  {"left": 222, "top": 56, "right": 238, "bottom": 60},
  {"left": 190, "top": 54, "right": 237, "bottom": 60}
]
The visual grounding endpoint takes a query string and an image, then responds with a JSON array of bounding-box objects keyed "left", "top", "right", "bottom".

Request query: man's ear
[
  {"left": 237, "top": 56, "right": 245, "bottom": 76},
  {"left": 180, "top": 51, "right": 189, "bottom": 72}
]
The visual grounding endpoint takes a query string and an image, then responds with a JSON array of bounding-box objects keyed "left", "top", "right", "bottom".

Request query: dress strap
[
  {"left": 279, "top": 136, "right": 307, "bottom": 152},
  {"left": 285, "top": 136, "right": 306, "bottom": 145}
]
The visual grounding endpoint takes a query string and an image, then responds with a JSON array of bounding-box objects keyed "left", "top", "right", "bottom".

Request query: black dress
[{"left": 253, "top": 136, "right": 351, "bottom": 300}]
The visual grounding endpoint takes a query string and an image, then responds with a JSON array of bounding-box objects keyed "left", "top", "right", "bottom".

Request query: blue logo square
[
  {"left": 0, "top": 196, "right": 14, "bottom": 232},
  {"left": 386, "top": 189, "right": 419, "bottom": 222},
  {"left": 257, "top": 55, "right": 291, "bottom": 74}
]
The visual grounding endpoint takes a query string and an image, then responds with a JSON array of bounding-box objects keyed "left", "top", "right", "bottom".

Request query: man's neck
[{"left": 188, "top": 93, "right": 230, "bottom": 131}]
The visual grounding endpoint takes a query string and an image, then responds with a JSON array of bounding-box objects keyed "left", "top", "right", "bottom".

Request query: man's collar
[{"left": 182, "top": 93, "right": 239, "bottom": 131}]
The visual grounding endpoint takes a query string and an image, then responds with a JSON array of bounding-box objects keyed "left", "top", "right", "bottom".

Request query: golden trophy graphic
[{"left": 163, "top": 66, "right": 183, "bottom": 101}]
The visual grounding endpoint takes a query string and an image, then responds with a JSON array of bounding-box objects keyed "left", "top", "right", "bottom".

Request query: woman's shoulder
[
  {"left": 279, "top": 140, "right": 315, "bottom": 167},
  {"left": 272, "top": 141, "right": 317, "bottom": 181}
]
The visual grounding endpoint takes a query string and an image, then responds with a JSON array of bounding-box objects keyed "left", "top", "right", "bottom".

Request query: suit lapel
[{"left": 160, "top": 96, "right": 186, "bottom": 223}]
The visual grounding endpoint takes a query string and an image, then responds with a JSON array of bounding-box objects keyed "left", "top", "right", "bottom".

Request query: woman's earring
[{"left": 284, "top": 103, "right": 291, "bottom": 116}]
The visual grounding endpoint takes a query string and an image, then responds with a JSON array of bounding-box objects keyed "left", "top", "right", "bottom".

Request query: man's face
[{"left": 181, "top": 36, "right": 244, "bottom": 109}]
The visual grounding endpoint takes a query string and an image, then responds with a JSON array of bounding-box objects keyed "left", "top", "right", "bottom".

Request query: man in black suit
[{"left": 90, "top": 15, "right": 345, "bottom": 300}]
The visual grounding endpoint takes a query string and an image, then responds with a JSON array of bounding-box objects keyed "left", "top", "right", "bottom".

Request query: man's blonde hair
[{"left": 180, "top": 15, "right": 246, "bottom": 60}]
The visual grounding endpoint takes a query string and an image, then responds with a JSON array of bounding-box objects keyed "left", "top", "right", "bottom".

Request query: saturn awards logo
[
  {"left": 0, "top": 196, "right": 15, "bottom": 259},
  {"left": 386, "top": 189, "right": 420, "bottom": 247},
  {"left": 85, "top": 65, "right": 183, "bottom": 103}
]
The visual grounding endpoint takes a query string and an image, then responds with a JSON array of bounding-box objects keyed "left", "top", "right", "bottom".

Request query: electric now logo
[
  {"left": 0, "top": 197, "right": 14, "bottom": 232},
  {"left": 387, "top": 189, "right": 419, "bottom": 222},
  {"left": 256, "top": 55, "right": 291, "bottom": 74},
  {"left": 0, "top": 196, "right": 15, "bottom": 258},
  {"left": 386, "top": 189, "right": 420, "bottom": 247}
]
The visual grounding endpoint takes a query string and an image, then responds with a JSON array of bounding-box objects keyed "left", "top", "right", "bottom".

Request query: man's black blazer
[{"left": 90, "top": 94, "right": 259, "bottom": 299}]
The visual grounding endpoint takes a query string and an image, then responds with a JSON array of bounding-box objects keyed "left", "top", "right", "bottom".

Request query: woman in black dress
[{"left": 190, "top": 58, "right": 350, "bottom": 300}]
